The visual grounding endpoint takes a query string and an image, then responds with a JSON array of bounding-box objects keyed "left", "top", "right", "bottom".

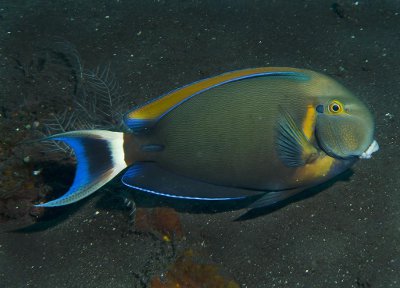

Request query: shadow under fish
[{"left": 34, "top": 67, "right": 379, "bottom": 216}]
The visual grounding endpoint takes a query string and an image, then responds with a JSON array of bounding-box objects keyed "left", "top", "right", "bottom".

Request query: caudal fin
[{"left": 36, "top": 130, "right": 127, "bottom": 207}]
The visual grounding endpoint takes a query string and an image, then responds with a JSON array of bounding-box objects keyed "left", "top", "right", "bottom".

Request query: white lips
[{"left": 359, "top": 140, "right": 379, "bottom": 159}]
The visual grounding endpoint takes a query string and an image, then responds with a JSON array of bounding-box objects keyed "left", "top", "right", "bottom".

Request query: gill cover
[{"left": 315, "top": 99, "right": 375, "bottom": 159}]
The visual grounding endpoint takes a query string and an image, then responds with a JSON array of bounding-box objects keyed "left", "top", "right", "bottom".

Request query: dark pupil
[{"left": 332, "top": 104, "right": 339, "bottom": 112}]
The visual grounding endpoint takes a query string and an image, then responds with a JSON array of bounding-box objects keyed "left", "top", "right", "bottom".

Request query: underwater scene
[{"left": 0, "top": 0, "right": 399, "bottom": 287}]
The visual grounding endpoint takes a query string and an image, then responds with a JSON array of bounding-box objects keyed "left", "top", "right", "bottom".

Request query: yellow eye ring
[{"left": 328, "top": 100, "right": 343, "bottom": 113}]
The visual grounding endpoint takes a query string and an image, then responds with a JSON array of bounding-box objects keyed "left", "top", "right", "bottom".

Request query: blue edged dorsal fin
[
  {"left": 124, "top": 67, "right": 310, "bottom": 133},
  {"left": 121, "top": 163, "right": 263, "bottom": 200}
]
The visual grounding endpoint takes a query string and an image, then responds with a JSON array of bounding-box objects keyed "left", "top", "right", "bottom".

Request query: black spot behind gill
[{"left": 316, "top": 104, "right": 324, "bottom": 114}]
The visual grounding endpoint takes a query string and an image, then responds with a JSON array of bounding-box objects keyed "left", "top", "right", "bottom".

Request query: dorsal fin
[{"left": 124, "top": 67, "right": 309, "bottom": 133}]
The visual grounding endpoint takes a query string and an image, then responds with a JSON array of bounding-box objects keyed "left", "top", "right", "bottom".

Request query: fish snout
[{"left": 359, "top": 140, "right": 379, "bottom": 159}]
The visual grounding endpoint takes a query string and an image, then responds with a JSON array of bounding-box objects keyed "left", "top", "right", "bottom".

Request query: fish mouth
[{"left": 359, "top": 140, "right": 379, "bottom": 159}]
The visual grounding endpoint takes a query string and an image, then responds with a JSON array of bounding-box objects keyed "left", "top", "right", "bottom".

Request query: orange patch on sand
[
  {"left": 150, "top": 250, "right": 240, "bottom": 288},
  {"left": 135, "top": 207, "right": 183, "bottom": 239}
]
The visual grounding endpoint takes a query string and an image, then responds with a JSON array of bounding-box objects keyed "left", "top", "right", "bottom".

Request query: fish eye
[{"left": 328, "top": 100, "right": 343, "bottom": 113}]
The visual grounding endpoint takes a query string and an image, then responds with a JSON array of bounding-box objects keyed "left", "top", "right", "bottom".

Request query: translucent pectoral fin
[{"left": 276, "top": 107, "right": 319, "bottom": 167}]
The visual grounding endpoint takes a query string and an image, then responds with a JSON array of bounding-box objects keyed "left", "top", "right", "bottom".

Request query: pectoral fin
[{"left": 276, "top": 107, "right": 319, "bottom": 167}]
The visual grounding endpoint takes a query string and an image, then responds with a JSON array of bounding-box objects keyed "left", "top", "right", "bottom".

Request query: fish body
[{"left": 36, "top": 67, "right": 378, "bottom": 209}]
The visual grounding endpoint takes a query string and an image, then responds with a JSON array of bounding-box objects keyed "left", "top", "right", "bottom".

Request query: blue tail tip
[{"left": 34, "top": 200, "right": 62, "bottom": 208}]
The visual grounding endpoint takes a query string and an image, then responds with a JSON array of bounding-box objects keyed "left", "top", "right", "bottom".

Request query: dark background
[{"left": 0, "top": 1, "right": 399, "bottom": 287}]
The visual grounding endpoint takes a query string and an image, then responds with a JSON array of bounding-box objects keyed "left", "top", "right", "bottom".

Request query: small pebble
[
  {"left": 33, "top": 169, "right": 42, "bottom": 176},
  {"left": 385, "top": 113, "right": 394, "bottom": 120}
]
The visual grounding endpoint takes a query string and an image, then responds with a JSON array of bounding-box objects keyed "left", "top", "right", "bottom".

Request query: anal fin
[{"left": 122, "top": 163, "right": 263, "bottom": 201}]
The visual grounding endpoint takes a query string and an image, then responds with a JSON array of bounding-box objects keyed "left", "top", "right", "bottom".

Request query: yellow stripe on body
[
  {"left": 127, "top": 67, "right": 305, "bottom": 121},
  {"left": 302, "top": 104, "right": 316, "bottom": 140},
  {"left": 296, "top": 104, "right": 335, "bottom": 183}
]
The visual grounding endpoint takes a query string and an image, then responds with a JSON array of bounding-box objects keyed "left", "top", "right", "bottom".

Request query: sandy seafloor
[{"left": 0, "top": 0, "right": 399, "bottom": 287}]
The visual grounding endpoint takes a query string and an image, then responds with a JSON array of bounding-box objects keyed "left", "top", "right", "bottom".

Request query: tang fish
[{"left": 36, "top": 67, "right": 379, "bottom": 209}]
